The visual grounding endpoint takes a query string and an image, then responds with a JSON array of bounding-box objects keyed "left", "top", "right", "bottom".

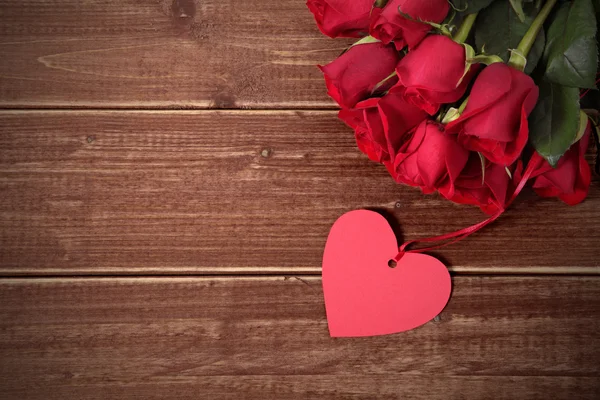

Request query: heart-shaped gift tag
[{"left": 322, "top": 210, "right": 451, "bottom": 337}]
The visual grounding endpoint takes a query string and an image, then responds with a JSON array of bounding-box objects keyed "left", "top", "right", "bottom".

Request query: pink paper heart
[{"left": 322, "top": 210, "right": 451, "bottom": 337}]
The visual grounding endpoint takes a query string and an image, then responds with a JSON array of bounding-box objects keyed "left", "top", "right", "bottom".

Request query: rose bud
[
  {"left": 370, "top": 0, "right": 450, "bottom": 49},
  {"left": 395, "top": 35, "right": 479, "bottom": 115},
  {"left": 319, "top": 41, "right": 401, "bottom": 109},
  {"left": 531, "top": 124, "right": 592, "bottom": 205},
  {"left": 339, "top": 86, "right": 428, "bottom": 163},
  {"left": 385, "top": 120, "right": 470, "bottom": 194},
  {"left": 306, "top": 0, "right": 373, "bottom": 38},
  {"left": 447, "top": 63, "right": 539, "bottom": 166},
  {"left": 439, "top": 154, "right": 522, "bottom": 215}
]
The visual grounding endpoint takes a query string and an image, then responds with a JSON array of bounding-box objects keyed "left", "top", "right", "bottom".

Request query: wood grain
[
  {"left": 0, "top": 276, "right": 599, "bottom": 399},
  {"left": 1, "top": 110, "right": 598, "bottom": 275},
  {"left": 0, "top": 0, "right": 346, "bottom": 108},
  {"left": 2, "top": 2, "right": 599, "bottom": 399}
]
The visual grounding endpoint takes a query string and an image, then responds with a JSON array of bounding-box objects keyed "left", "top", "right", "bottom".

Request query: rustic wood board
[
  {"left": 0, "top": 110, "right": 598, "bottom": 275},
  {"left": 1, "top": 1, "right": 599, "bottom": 399},
  {"left": 0, "top": 0, "right": 346, "bottom": 108},
  {"left": 0, "top": 276, "right": 599, "bottom": 399}
]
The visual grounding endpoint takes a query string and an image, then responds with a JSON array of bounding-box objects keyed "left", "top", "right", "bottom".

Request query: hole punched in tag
[{"left": 388, "top": 259, "right": 397, "bottom": 269}]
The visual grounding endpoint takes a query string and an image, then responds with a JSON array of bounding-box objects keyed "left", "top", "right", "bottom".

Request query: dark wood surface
[
  {"left": 1, "top": 276, "right": 599, "bottom": 399},
  {"left": 0, "top": 0, "right": 346, "bottom": 108},
  {"left": 1, "top": 0, "right": 599, "bottom": 398},
  {"left": 0, "top": 111, "right": 598, "bottom": 275}
]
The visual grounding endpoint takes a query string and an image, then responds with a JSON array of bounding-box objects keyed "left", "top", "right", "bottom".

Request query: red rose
[
  {"left": 531, "top": 124, "right": 592, "bottom": 205},
  {"left": 339, "top": 86, "right": 428, "bottom": 163},
  {"left": 370, "top": 0, "right": 450, "bottom": 49},
  {"left": 395, "top": 35, "right": 478, "bottom": 115},
  {"left": 306, "top": 0, "right": 373, "bottom": 38},
  {"left": 385, "top": 120, "right": 470, "bottom": 194},
  {"left": 319, "top": 42, "right": 401, "bottom": 109},
  {"left": 339, "top": 103, "right": 389, "bottom": 163},
  {"left": 447, "top": 63, "right": 539, "bottom": 166},
  {"left": 439, "top": 154, "right": 523, "bottom": 215}
]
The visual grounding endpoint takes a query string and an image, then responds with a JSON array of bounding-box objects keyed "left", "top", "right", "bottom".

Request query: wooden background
[{"left": 0, "top": 1, "right": 599, "bottom": 398}]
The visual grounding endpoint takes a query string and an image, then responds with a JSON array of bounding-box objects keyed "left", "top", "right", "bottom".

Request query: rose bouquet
[{"left": 308, "top": 0, "right": 599, "bottom": 218}]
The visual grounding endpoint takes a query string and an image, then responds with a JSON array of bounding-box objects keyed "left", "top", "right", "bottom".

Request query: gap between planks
[
  {"left": 1, "top": 274, "right": 600, "bottom": 283},
  {"left": 0, "top": 106, "right": 340, "bottom": 111},
  {"left": 1, "top": 266, "right": 600, "bottom": 279}
]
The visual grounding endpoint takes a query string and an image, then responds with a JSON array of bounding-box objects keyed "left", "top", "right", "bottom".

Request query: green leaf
[
  {"left": 573, "top": 110, "right": 590, "bottom": 143},
  {"left": 371, "top": 71, "right": 397, "bottom": 95},
  {"left": 475, "top": 1, "right": 546, "bottom": 74},
  {"left": 528, "top": 80, "right": 580, "bottom": 166},
  {"left": 544, "top": 0, "right": 598, "bottom": 89},
  {"left": 478, "top": 152, "right": 486, "bottom": 184},
  {"left": 441, "top": 107, "right": 461, "bottom": 124},
  {"left": 446, "top": 0, "right": 496, "bottom": 35},
  {"left": 467, "top": 54, "right": 505, "bottom": 65},
  {"left": 372, "top": 0, "right": 389, "bottom": 8},
  {"left": 509, "top": 0, "right": 526, "bottom": 22},
  {"left": 456, "top": 44, "right": 476, "bottom": 87},
  {"left": 352, "top": 35, "right": 380, "bottom": 46},
  {"left": 450, "top": 0, "right": 496, "bottom": 14}
]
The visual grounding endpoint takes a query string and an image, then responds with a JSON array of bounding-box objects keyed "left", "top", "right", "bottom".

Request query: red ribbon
[
  {"left": 579, "top": 74, "right": 600, "bottom": 100},
  {"left": 394, "top": 153, "right": 544, "bottom": 261}
]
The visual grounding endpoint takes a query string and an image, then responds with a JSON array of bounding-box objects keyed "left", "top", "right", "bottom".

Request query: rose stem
[
  {"left": 508, "top": 0, "right": 558, "bottom": 70},
  {"left": 453, "top": 13, "right": 478, "bottom": 43}
]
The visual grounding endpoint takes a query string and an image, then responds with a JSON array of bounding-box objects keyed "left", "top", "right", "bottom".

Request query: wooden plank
[
  {"left": 0, "top": 276, "right": 599, "bottom": 399},
  {"left": 1, "top": 110, "right": 599, "bottom": 275},
  {"left": 0, "top": 0, "right": 345, "bottom": 108}
]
